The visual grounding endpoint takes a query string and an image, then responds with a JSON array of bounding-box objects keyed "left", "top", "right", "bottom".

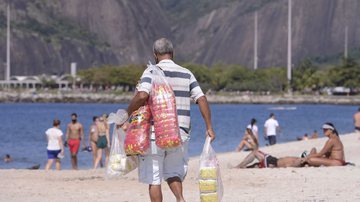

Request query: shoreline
[
  {"left": 1, "top": 133, "right": 359, "bottom": 201},
  {"left": 1, "top": 91, "right": 360, "bottom": 104}
]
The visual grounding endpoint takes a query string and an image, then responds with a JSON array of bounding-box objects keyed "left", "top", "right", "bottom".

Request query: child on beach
[{"left": 45, "top": 119, "right": 64, "bottom": 170}]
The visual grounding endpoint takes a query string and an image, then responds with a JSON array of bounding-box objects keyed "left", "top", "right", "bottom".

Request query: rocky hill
[{"left": 0, "top": 0, "right": 359, "bottom": 77}]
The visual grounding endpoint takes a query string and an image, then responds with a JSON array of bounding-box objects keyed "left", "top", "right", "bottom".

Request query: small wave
[{"left": 268, "top": 106, "right": 297, "bottom": 110}]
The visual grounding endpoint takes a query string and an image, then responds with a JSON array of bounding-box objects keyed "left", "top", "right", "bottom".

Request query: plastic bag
[
  {"left": 199, "top": 137, "right": 223, "bottom": 202},
  {"left": 124, "top": 103, "right": 151, "bottom": 155},
  {"left": 148, "top": 63, "right": 182, "bottom": 149},
  {"left": 106, "top": 113, "right": 138, "bottom": 178}
]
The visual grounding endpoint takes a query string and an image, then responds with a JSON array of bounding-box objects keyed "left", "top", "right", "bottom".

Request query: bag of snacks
[
  {"left": 199, "top": 137, "right": 223, "bottom": 202},
  {"left": 106, "top": 126, "right": 137, "bottom": 178},
  {"left": 148, "top": 64, "right": 182, "bottom": 149},
  {"left": 124, "top": 104, "right": 151, "bottom": 155}
]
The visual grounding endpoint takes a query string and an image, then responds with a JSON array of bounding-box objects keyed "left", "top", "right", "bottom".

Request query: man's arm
[
  {"left": 65, "top": 124, "right": 70, "bottom": 141},
  {"left": 126, "top": 91, "right": 149, "bottom": 116},
  {"left": 197, "top": 96, "right": 215, "bottom": 141}
]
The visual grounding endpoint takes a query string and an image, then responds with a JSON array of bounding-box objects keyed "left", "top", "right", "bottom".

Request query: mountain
[
  {"left": 0, "top": 0, "right": 360, "bottom": 77},
  {"left": 0, "top": 0, "right": 170, "bottom": 77}
]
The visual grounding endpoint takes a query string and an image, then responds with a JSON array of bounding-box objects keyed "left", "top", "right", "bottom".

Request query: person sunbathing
[
  {"left": 305, "top": 122, "right": 345, "bottom": 166},
  {"left": 233, "top": 149, "right": 304, "bottom": 168},
  {"left": 233, "top": 131, "right": 304, "bottom": 168},
  {"left": 235, "top": 127, "right": 258, "bottom": 152}
]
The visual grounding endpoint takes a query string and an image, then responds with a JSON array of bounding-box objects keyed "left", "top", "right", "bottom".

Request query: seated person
[
  {"left": 311, "top": 130, "right": 318, "bottom": 139},
  {"left": 297, "top": 133, "right": 309, "bottom": 141},
  {"left": 305, "top": 123, "right": 345, "bottom": 166},
  {"left": 3, "top": 154, "right": 12, "bottom": 163},
  {"left": 235, "top": 127, "right": 258, "bottom": 152},
  {"left": 233, "top": 150, "right": 304, "bottom": 168},
  {"left": 233, "top": 132, "right": 304, "bottom": 168}
]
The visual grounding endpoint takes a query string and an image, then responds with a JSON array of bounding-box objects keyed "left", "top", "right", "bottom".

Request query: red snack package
[
  {"left": 149, "top": 64, "right": 182, "bottom": 149},
  {"left": 124, "top": 104, "right": 151, "bottom": 155}
]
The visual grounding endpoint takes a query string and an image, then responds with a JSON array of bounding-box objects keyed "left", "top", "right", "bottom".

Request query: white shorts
[{"left": 138, "top": 140, "right": 189, "bottom": 185}]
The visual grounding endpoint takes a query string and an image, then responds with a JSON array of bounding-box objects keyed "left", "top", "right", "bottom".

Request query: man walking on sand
[
  {"left": 354, "top": 107, "right": 360, "bottom": 133},
  {"left": 66, "top": 113, "right": 86, "bottom": 170},
  {"left": 264, "top": 113, "right": 280, "bottom": 145},
  {"left": 122, "top": 38, "right": 216, "bottom": 202}
]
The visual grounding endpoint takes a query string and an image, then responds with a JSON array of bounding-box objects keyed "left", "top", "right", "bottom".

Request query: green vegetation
[
  {"left": 79, "top": 64, "right": 145, "bottom": 91},
  {"left": 78, "top": 57, "right": 360, "bottom": 94}
]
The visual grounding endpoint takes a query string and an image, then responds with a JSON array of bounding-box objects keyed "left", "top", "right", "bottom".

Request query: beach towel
[
  {"left": 199, "top": 137, "right": 223, "bottom": 202},
  {"left": 148, "top": 63, "right": 182, "bottom": 149},
  {"left": 124, "top": 103, "right": 151, "bottom": 155}
]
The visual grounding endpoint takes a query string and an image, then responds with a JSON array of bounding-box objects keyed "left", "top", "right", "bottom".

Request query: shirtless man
[
  {"left": 354, "top": 108, "right": 360, "bottom": 133},
  {"left": 233, "top": 150, "right": 304, "bottom": 168},
  {"left": 88, "top": 116, "right": 99, "bottom": 167},
  {"left": 305, "top": 123, "right": 345, "bottom": 166},
  {"left": 66, "top": 113, "right": 86, "bottom": 170}
]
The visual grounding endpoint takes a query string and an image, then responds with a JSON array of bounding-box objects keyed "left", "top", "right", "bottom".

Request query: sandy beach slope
[{"left": 1, "top": 133, "right": 360, "bottom": 202}]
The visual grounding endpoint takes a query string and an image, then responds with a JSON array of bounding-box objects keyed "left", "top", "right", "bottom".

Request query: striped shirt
[{"left": 138, "top": 59, "right": 204, "bottom": 140}]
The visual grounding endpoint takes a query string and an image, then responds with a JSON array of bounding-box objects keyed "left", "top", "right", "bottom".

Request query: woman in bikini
[
  {"left": 88, "top": 116, "right": 99, "bottom": 167},
  {"left": 235, "top": 127, "right": 258, "bottom": 152},
  {"left": 305, "top": 122, "right": 345, "bottom": 166},
  {"left": 94, "top": 115, "right": 110, "bottom": 169}
]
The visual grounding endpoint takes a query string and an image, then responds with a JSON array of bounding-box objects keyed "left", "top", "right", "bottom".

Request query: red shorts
[{"left": 68, "top": 139, "right": 80, "bottom": 154}]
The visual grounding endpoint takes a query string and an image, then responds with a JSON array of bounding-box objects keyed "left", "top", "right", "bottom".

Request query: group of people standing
[{"left": 45, "top": 113, "right": 110, "bottom": 170}]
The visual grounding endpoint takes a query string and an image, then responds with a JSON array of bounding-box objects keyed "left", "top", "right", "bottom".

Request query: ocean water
[{"left": 0, "top": 103, "right": 357, "bottom": 169}]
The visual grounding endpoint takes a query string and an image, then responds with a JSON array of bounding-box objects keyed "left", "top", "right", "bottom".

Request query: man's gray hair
[{"left": 153, "top": 38, "right": 174, "bottom": 55}]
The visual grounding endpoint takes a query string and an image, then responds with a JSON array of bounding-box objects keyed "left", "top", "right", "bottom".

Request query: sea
[{"left": 0, "top": 103, "right": 357, "bottom": 169}]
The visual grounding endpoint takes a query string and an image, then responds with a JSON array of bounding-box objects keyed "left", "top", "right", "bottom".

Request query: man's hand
[{"left": 206, "top": 128, "right": 216, "bottom": 142}]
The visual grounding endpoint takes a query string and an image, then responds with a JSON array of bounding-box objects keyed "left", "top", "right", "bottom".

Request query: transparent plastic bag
[
  {"left": 199, "top": 137, "right": 223, "bottom": 202},
  {"left": 148, "top": 63, "right": 182, "bottom": 149},
  {"left": 106, "top": 119, "right": 137, "bottom": 178},
  {"left": 124, "top": 103, "right": 151, "bottom": 155}
]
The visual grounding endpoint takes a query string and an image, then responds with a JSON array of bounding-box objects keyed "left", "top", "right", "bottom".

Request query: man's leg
[
  {"left": 167, "top": 177, "right": 185, "bottom": 202},
  {"left": 269, "top": 136, "right": 276, "bottom": 145},
  {"left": 149, "top": 185, "right": 163, "bottom": 202},
  {"left": 71, "top": 154, "right": 78, "bottom": 170},
  {"left": 234, "top": 151, "right": 256, "bottom": 168}
]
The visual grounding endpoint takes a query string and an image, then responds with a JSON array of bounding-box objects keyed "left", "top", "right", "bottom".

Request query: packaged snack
[
  {"left": 106, "top": 126, "right": 138, "bottom": 178},
  {"left": 199, "top": 137, "right": 223, "bottom": 202},
  {"left": 199, "top": 167, "right": 217, "bottom": 179},
  {"left": 200, "top": 193, "right": 219, "bottom": 202},
  {"left": 125, "top": 104, "right": 151, "bottom": 155},
  {"left": 148, "top": 64, "right": 182, "bottom": 149},
  {"left": 199, "top": 180, "right": 218, "bottom": 192}
]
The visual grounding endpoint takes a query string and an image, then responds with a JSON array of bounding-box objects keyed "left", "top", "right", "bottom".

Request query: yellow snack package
[
  {"left": 199, "top": 180, "right": 217, "bottom": 192},
  {"left": 200, "top": 193, "right": 219, "bottom": 202},
  {"left": 199, "top": 167, "right": 217, "bottom": 179}
]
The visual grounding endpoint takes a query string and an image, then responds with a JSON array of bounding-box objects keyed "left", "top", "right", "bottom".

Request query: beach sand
[{"left": 1, "top": 133, "right": 360, "bottom": 202}]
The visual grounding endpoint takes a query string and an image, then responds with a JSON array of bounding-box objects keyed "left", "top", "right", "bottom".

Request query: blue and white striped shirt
[{"left": 138, "top": 59, "right": 204, "bottom": 140}]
